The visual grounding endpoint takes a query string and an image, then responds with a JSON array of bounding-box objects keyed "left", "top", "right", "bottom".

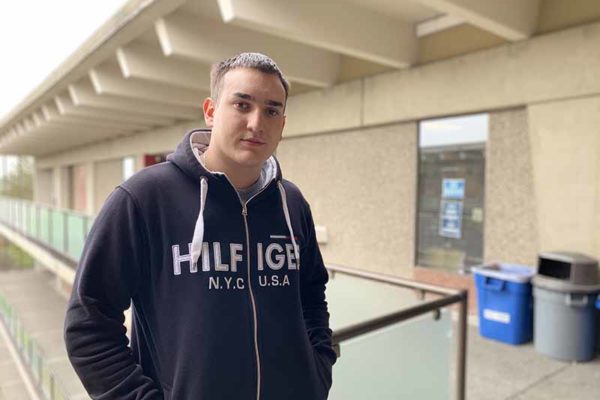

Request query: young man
[{"left": 64, "top": 53, "right": 336, "bottom": 399}]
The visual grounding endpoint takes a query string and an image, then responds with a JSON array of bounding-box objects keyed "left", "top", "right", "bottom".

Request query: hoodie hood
[
  {"left": 166, "top": 128, "right": 297, "bottom": 271},
  {"left": 166, "top": 128, "right": 281, "bottom": 185}
]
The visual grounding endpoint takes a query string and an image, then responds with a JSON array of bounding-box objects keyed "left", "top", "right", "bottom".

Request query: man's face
[{"left": 203, "top": 68, "right": 286, "bottom": 170}]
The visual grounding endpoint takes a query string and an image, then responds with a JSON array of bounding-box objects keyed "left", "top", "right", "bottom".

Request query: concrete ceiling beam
[
  {"left": 155, "top": 13, "right": 340, "bottom": 88},
  {"left": 28, "top": 110, "right": 129, "bottom": 137},
  {"left": 41, "top": 102, "right": 150, "bottom": 132},
  {"left": 68, "top": 80, "right": 201, "bottom": 120},
  {"left": 217, "top": 0, "right": 417, "bottom": 68},
  {"left": 89, "top": 62, "right": 206, "bottom": 108},
  {"left": 417, "top": 0, "right": 540, "bottom": 40},
  {"left": 54, "top": 93, "right": 175, "bottom": 127},
  {"left": 116, "top": 42, "right": 210, "bottom": 91}
]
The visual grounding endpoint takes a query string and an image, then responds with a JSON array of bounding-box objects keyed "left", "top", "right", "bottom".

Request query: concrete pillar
[
  {"left": 34, "top": 168, "right": 53, "bottom": 205},
  {"left": 85, "top": 162, "right": 95, "bottom": 215},
  {"left": 52, "top": 166, "right": 71, "bottom": 209}
]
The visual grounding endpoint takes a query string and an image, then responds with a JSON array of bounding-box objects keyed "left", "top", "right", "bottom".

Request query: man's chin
[{"left": 234, "top": 155, "right": 270, "bottom": 169}]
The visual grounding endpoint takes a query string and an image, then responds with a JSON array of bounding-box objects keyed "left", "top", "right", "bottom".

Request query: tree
[{"left": 0, "top": 156, "right": 34, "bottom": 200}]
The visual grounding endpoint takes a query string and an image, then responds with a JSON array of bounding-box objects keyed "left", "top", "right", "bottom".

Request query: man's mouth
[{"left": 241, "top": 138, "right": 266, "bottom": 145}]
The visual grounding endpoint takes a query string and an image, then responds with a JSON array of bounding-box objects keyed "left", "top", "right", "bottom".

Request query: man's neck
[{"left": 202, "top": 148, "right": 261, "bottom": 189}]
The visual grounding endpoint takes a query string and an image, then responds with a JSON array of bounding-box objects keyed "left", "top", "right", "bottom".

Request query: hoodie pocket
[
  {"left": 312, "top": 349, "right": 333, "bottom": 398},
  {"left": 161, "top": 384, "right": 171, "bottom": 400}
]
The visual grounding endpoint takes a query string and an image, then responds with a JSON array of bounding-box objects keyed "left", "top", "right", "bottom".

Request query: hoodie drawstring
[
  {"left": 191, "top": 177, "right": 208, "bottom": 266},
  {"left": 190, "top": 178, "right": 299, "bottom": 270},
  {"left": 277, "top": 181, "right": 300, "bottom": 270}
]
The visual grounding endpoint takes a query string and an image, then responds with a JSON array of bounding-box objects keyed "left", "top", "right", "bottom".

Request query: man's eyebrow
[
  {"left": 233, "top": 92, "right": 253, "bottom": 101},
  {"left": 233, "top": 92, "right": 284, "bottom": 108},
  {"left": 265, "top": 99, "right": 284, "bottom": 108}
]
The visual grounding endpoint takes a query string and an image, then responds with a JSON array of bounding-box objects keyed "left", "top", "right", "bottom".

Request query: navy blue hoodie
[{"left": 64, "top": 129, "right": 336, "bottom": 399}]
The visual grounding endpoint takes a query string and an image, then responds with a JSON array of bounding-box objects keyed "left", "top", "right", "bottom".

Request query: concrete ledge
[
  {"left": 364, "top": 21, "right": 600, "bottom": 125},
  {"left": 0, "top": 224, "right": 75, "bottom": 286}
]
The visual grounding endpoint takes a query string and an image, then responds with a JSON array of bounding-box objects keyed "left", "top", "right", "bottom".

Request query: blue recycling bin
[
  {"left": 472, "top": 264, "right": 536, "bottom": 344},
  {"left": 597, "top": 298, "right": 600, "bottom": 353}
]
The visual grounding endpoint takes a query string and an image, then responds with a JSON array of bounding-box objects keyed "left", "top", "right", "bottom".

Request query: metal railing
[
  {"left": 0, "top": 196, "right": 94, "bottom": 262},
  {"left": 0, "top": 292, "right": 71, "bottom": 400},
  {"left": 0, "top": 196, "right": 468, "bottom": 399},
  {"left": 327, "top": 263, "right": 468, "bottom": 400}
]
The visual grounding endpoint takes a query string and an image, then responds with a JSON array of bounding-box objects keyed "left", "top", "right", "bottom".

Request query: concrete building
[{"left": 1, "top": 0, "right": 600, "bottom": 296}]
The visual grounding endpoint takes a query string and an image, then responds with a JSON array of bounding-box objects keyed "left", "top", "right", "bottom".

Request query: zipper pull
[{"left": 242, "top": 204, "right": 248, "bottom": 216}]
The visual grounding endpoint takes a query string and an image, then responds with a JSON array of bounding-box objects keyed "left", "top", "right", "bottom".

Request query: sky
[{"left": 0, "top": 0, "right": 129, "bottom": 120}]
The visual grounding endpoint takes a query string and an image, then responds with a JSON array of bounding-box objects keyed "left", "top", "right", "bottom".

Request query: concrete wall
[
  {"left": 94, "top": 158, "right": 123, "bottom": 213},
  {"left": 528, "top": 95, "right": 600, "bottom": 260},
  {"left": 485, "top": 109, "right": 538, "bottom": 265},
  {"left": 282, "top": 21, "right": 600, "bottom": 138},
  {"left": 277, "top": 123, "right": 417, "bottom": 276}
]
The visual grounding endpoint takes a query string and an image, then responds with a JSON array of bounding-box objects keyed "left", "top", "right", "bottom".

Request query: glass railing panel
[
  {"left": 67, "top": 214, "right": 86, "bottom": 260},
  {"left": 327, "top": 273, "right": 455, "bottom": 400},
  {"left": 16, "top": 201, "right": 22, "bottom": 230},
  {"left": 50, "top": 210, "right": 65, "bottom": 252},
  {"left": 29, "top": 204, "right": 37, "bottom": 238},
  {"left": 39, "top": 208, "right": 51, "bottom": 244},
  {"left": 0, "top": 197, "right": 94, "bottom": 263},
  {"left": 327, "top": 273, "right": 423, "bottom": 329},
  {"left": 21, "top": 202, "right": 27, "bottom": 232},
  {"left": 329, "top": 311, "right": 452, "bottom": 400}
]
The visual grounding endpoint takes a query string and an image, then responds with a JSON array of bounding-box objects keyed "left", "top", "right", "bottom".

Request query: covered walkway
[{"left": 1, "top": 266, "right": 599, "bottom": 399}]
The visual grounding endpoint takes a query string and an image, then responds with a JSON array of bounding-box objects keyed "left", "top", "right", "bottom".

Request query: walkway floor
[
  {"left": 467, "top": 323, "right": 600, "bottom": 400},
  {"left": 0, "top": 268, "right": 598, "bottom": 399},
  {"left": 0, "top": 269, "right": 88, "bottom": 400},
  {"left": 0, "top": 333, "right": 31, "bottom": 400}
]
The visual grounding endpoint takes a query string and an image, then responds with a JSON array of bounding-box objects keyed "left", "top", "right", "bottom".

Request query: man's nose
[{"left": 246, "top": 109, "right": 264, "bottom": 133}]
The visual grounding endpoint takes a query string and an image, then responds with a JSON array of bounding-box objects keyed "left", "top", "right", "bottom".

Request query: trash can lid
[
  {"left": 537, "top": 251, "right": 599, "bottom": 288},
  {"left": 532, "top": 275, "right": 600, "bottom": 293},
  {"left": 538, "top": 251, "right": 598, "bottom": 266},
  {"left": 471, "top": 263, "right": 535, "bottom": 283}
]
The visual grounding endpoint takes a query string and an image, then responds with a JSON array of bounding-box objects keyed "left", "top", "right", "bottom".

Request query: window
[
  {"left": 123, "top": 157, "right": 136, "bottom": 181},
  {"left": 416, "top": 114, "right": 488, "bottom": 272}
]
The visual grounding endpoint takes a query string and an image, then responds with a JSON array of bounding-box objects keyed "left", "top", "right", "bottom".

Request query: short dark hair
[{"left": 210, "top": 52, "right": 290, "bottom": 104}]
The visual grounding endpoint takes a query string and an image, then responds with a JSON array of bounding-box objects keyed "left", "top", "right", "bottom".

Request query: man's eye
[
  {"left": 267, "top": 109, "right": 280, "bottom": 117},
  {"left": 234, "top": 102, "right": 249, "bottom": 110}
]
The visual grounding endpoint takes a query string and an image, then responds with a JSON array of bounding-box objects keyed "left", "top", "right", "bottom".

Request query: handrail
[
  {"left": 326, "top": 263, "right": 468, "bottom": 400},
  {"left": 4, "top": 196, "right": 94, "bottom": 220},
  {"left": 332, "top": 292, "right": 465, "bottom": 343},
  {"left": 327, "top": 262, "right": 459, "bottom": 296},
  {"left": 0, "top": 196, "right": 94, "bottom": 264}
]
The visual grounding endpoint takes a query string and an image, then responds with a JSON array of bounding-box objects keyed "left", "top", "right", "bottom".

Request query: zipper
[
  {"left": 224, "top": 176, "right": 273, "bottom": 400},
  {"left": 242, "top": 203, "right": 261, "bottom": 400}
]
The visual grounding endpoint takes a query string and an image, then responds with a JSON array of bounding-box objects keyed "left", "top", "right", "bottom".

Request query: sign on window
[{"left": 439, "top": 200, "right": 463, "bottom": 239}]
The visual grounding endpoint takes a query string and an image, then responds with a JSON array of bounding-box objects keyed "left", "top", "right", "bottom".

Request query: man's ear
[{"left": 203, "top": 97, "right": 215, "bottom": 127}]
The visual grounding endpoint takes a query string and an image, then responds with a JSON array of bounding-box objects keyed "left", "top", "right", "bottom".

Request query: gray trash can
[
  {"left": 532, "top": 252, "right": 600, "bottom": 362},
  {"left": 596, "top": 297, "right": 600, "bottom": 353}
]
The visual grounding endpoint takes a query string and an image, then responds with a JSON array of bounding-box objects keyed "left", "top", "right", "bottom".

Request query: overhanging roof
[{"left": 1, "top": 0, "right": 598, "bottom": 156}]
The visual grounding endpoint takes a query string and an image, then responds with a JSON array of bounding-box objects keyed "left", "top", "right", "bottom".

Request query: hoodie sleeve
[
  {"left": 64, "top": 187, "right": 162, "bottom": 400},
  {"left": 300, "top": 204, "right": 337, "bottom": 386}
]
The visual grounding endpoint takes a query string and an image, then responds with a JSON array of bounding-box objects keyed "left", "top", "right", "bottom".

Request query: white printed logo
[{"left": 483, "top": 309, "right": 511, "bottom": 324}]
